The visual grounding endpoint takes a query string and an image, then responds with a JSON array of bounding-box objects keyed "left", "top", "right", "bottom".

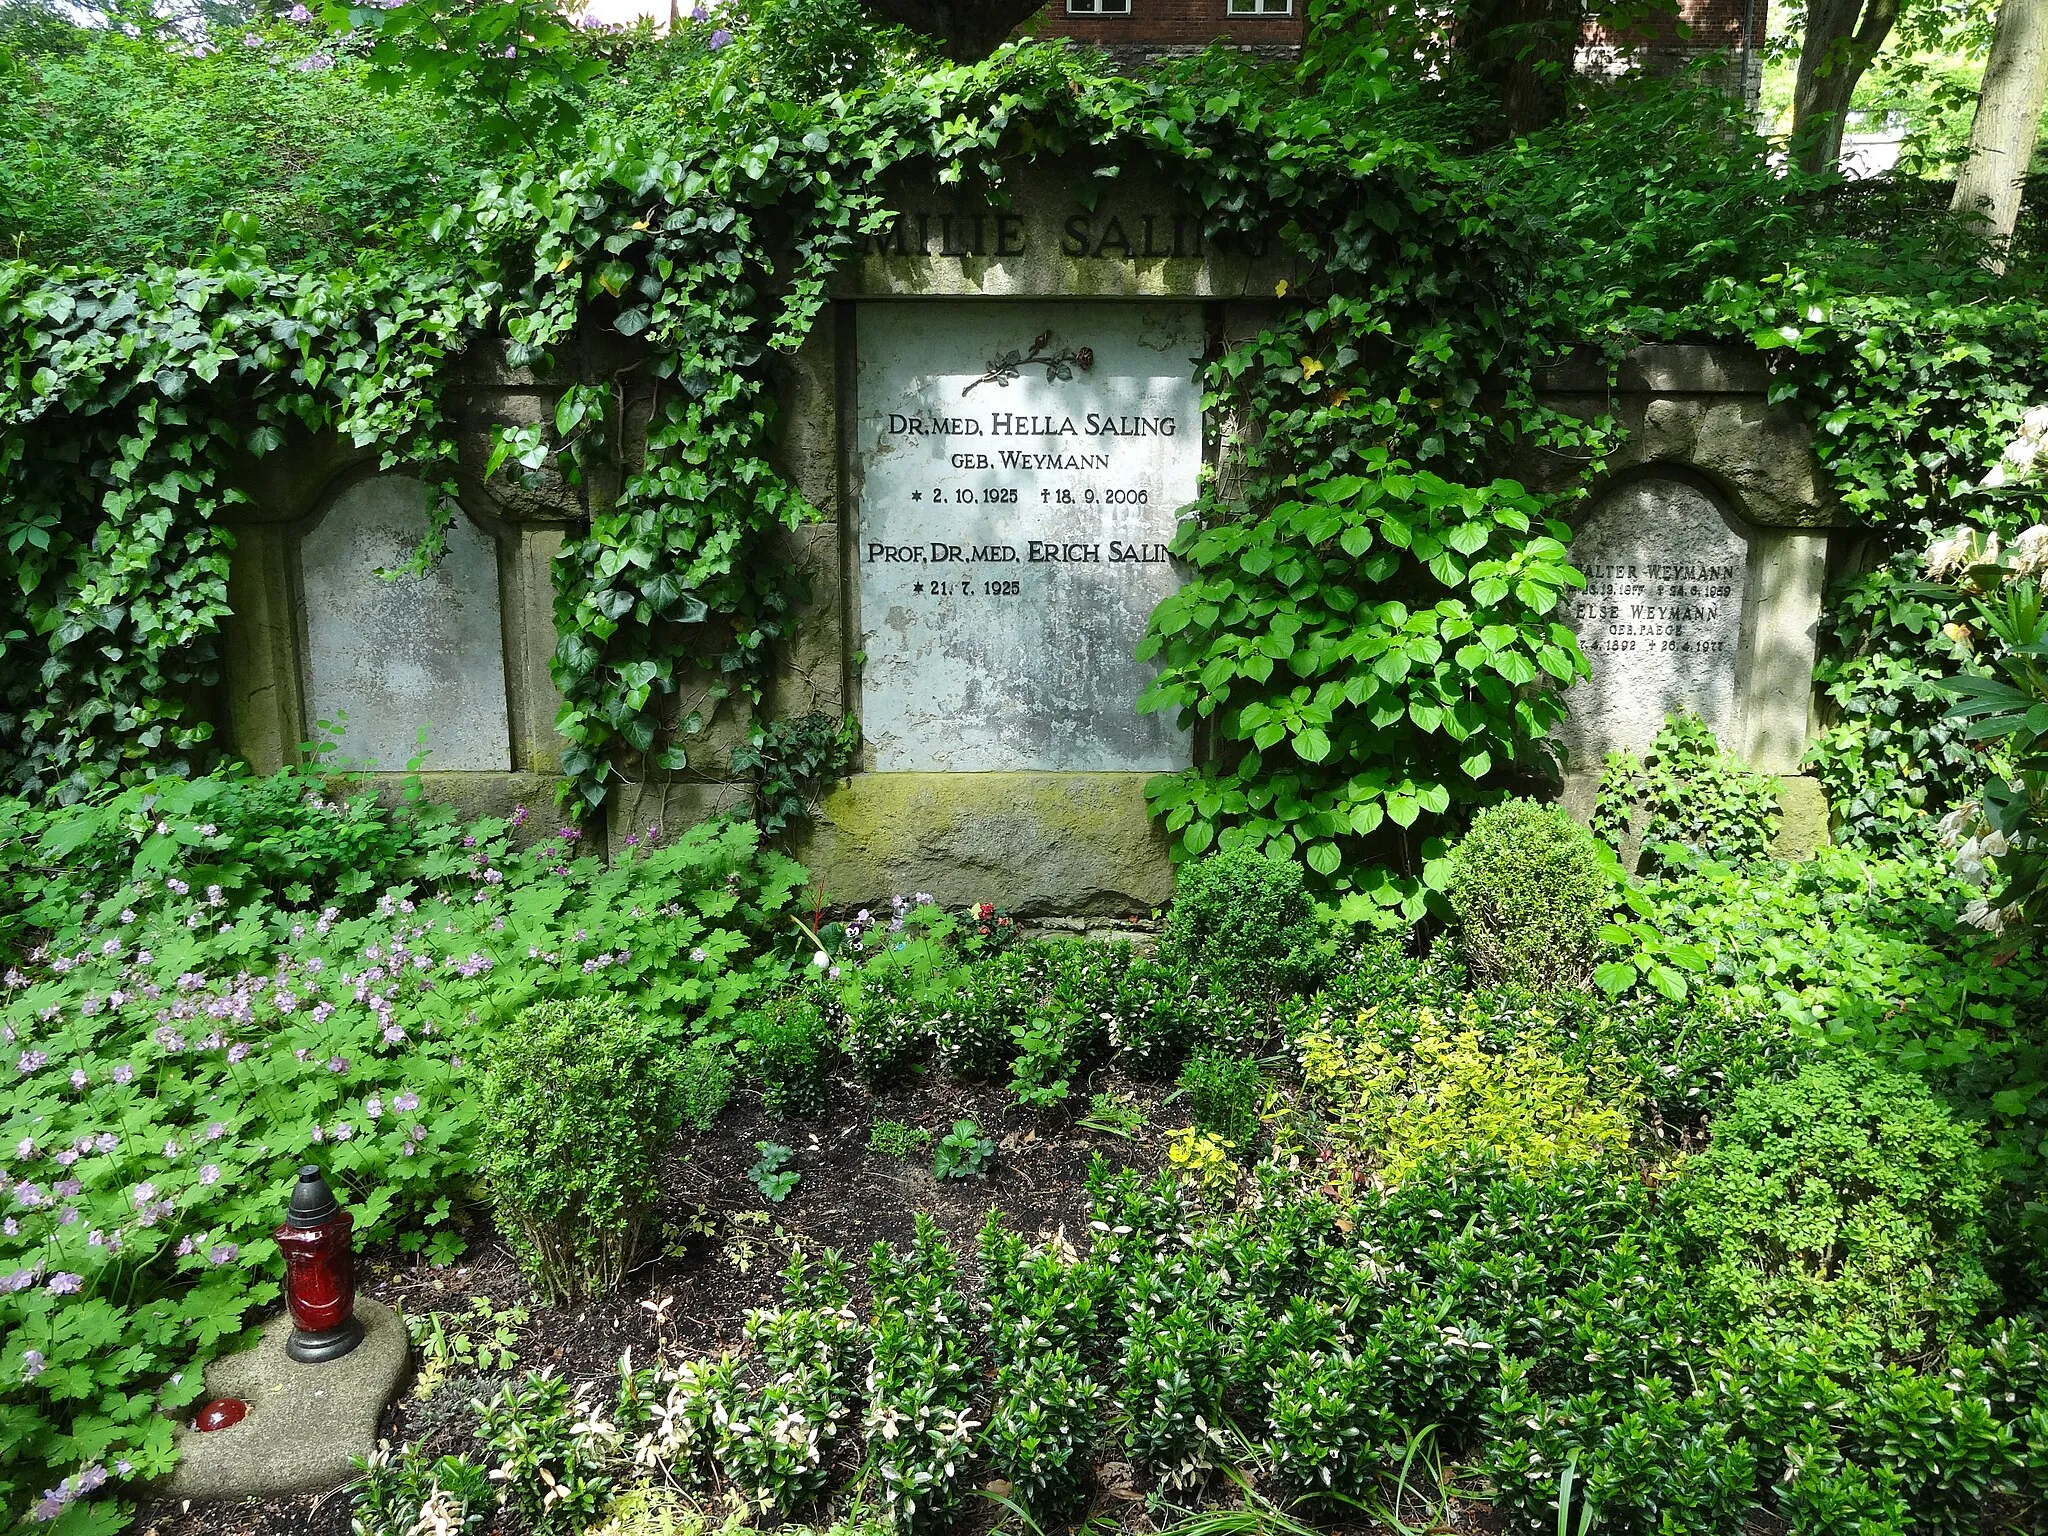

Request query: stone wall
[{"left": 207, "top": 165, "right": 1847, "bottom": 908}]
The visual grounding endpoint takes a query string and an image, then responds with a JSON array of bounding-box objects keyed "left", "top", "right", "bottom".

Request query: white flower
[
  {"left": 2011, "top": 525, "right": 2048, "bottom": 580},
  {"left": 1960, "top": 897, "right": 2007, "bottom": 935},
  {"left": 812, "top": 951, "right": 829, "bottom": 968}
]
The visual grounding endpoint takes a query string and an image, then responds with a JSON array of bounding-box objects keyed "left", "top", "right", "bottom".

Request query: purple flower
[
  {"left": 227, "top": 1042, "right": 251, "bottom": 1064},
  {"left": 176, "top": 1235, "right": 196, "bottom": 1257},
  {"left": 333, "top": 1122, "right": 354, "bottom": 1141},
  {"left": 287, "top": 1, "right": 312, "bottom": 17},
  {"left": 691, "top": 947, "right": 707, "bottom": 963},
  {"left": 46, "top": 1273, "right": 83, "bottom": 1296},
  {"left": 382, "top": 1024, "right": 405, "bottom": 1045},
  {"left": 69, "top": 1069, "right": 87, "bottom": 1090},
  {"left": 112, "top": 1064, "right": 134, "bottom": 1085},
  {"left": 326, "top": 1056, "right": 349, "bottom": 1074},
  {"left": 394, "top": 1091, "right": 419, "bottom": 1113},
  {"left": 209, "top": 1244, "right": 238, "bottom": 1265},
  {"left": 365, "top": 1096, "right": 383, "bottom": 1120},
  {"left": 2, "top": 1269, "right": 38, "bottom": 1293},
  {"left": 295, "top": 51, "right": 333, "bottom": 71},
  {"left": 17, "top": 1051, "right": 47, "bottom": 1074},
  {"left": 198, "top": 1164, "right": 221, "bottom": 1186},
  {"left": 21, "top": 1349, "right": 45, "bottom": 1380},
  {"left": 243, "top": 32, "right": 263, "bottom": 45},
  {"left": 708, "top": 27, "right": 731, "bottom": 49}
]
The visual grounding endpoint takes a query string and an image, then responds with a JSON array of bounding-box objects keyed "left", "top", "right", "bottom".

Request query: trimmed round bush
[
  {"left": 1446, "top": 798, "right": 1610, "bottom": 992},
  {"left": 478, "top": 995, "right": 693, "bottom": 1304},
  {"left": 1672, "top": 1050, "right": 1995, "bottom": 1348},
  {"left": 1159, "top": 845, "right": 1326, "bottom": 1004}
]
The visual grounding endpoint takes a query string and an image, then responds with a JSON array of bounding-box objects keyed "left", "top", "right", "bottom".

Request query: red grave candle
[{"left": 274, "top": 1165, "right": 365, "bottom": 1363}]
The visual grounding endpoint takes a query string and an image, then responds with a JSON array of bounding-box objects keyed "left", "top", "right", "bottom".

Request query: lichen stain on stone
[{"left": 801, "top": 771, "right": 1174, "bottom": 913}]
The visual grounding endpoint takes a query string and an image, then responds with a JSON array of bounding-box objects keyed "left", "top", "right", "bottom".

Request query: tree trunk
[
  {"left": 1789, "top": 0, "right": 1904, "bottom": 174},
  {"left": 1462, "top": 0, "right": 1583, "bottom": 141},
  {"left": 854, "top": 0, "right": 1049, "bottom": 62},
  {"left": 1951, "top": 0, "right": 2048, "bottom": 251}
]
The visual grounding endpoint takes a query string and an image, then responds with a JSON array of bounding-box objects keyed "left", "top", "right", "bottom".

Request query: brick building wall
[
  {"left": 1030, "top": 0, "right": 1306, "bottom": 67},
  {"left": 1583, "top": 0, "right": 1765, "bottom": 106}
]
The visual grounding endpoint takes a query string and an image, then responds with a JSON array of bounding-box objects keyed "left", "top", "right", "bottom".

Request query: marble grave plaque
[
  {"left": 300, "top": 474, "right": 512, "bottom": 772},
  {"left": 1557, "top": 477, "right": 1748, "bottom": 769},
  {"left": 855, "top": 301, "right": 1201, "bottom": 772}
]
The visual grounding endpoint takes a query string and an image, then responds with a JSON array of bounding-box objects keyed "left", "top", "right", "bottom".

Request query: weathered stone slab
[
  {"left": 801, "top": 771, "right": 1173, "bottom": 914},
  {"left": 853, "top": 301, "right": 1200, "bottom": 773},
  {"left": 158, "top": 1299, "right": 406, "bottom": 1500},
  {"left": 1558, "top": 477, "right": 1749, "bottom": 770},
  {"left": 300, "top": 475, "right": 512, "bottom": 773}
]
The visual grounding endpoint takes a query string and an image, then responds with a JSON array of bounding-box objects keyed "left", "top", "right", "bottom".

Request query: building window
[
  {"left": 1226, "top": 0, "right": 1293, "bottom": 13},
  {"left": 1067, "top": 0, "right": 1131, "bottom": 12}
]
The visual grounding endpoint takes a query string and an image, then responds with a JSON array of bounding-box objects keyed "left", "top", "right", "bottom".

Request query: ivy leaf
[{"left": 614, "top": 309, "right": 651, "bottom": 338}]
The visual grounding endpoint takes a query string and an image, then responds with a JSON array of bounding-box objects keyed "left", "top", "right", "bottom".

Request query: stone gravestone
[
  {"left": 854, "top": 301, "right": 1201, "bottom": 772},
  {"left": 1557, "top": 477, "right": 1749, "bottom": 770},
  {"left": 299, "top": 474, "right": 512, "bottom": 772}
]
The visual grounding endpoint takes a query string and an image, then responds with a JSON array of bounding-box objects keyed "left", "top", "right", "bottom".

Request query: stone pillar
[
  {"left": 222, "top": 522, "right": 307, "bottom": 774},
  {"left": 1736, "top": 528, "right": 1828, "bottom": 776},
  {"left": 501, "top": 526, "right": 568, "bottom": 774}
]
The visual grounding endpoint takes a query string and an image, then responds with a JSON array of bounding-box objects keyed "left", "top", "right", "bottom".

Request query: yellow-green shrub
[{"left": 1298, "top": 1009, "right": 1633, "bottom": 1182}]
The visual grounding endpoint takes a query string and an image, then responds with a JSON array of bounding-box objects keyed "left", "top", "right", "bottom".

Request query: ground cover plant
[
  {"left": 2, "top": 757, "right": 2046, "bottom": 1533},
  {"left": 0, "top": 763, "right": 805, "bottom": 1529}
]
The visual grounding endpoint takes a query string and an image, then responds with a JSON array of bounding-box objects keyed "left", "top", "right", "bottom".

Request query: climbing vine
[{"left": 6, "top": 32, "right": 2048, "bottom": 877}]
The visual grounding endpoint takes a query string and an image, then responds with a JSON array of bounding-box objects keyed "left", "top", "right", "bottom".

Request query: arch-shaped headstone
[
  {"left": 1557, "top": 477, "right": 1748, "bottom": 769},
  {"left": 299, "top": 475, "right": 511, "bottom": 772}
]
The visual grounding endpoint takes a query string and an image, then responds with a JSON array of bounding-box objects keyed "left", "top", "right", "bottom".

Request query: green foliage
[
  {"left": 1176, "top": 1050, "right": 1268, "bottom": 1151},
  {"left": 0, "top": 11, "right": 493, "bottom": 267},
  {"left": 929, "top": 1118, "right": 993, "bottom": 1181},
  {"left": 743, "top": 996, "right": 833, "bottom": 1119},
  {"left": 1589, "top": 844, "right": 2048, "bottom": 1214},
  {"left": 1158, "top": 845, "right": 1326, "bottom": 1003},
  {"left": 474, "top": 1370, "right": 617, "bottom": 1536},
  {"left": 866, "top": 1119, "right": 928, "bottom": 1160},
  {"left": 1932, "top": 552, "right": 2048, "bottom": 939},
  {"left": 351, "top": 1443, "right": 493, "bottom": 1536},
  {"left": 478, "top": 996, "right": 695, "bottom": 1303},
  {"left": 860, "top": 1215, "right": 980, "bottom": 1531},
  {"left": 840, "top": 971, "right": 932, "bottom": 1089},
  {"left": 1672, "top": 1051, "right": 1995, "bottom": 1350},
  {"left": 1077, "top": 1091, "right": 1146, "bottom": 1139},
  {"left": 1140, "top": 468, "right": 1587, "bottom": 909},
  {"left": 677, "top": 1038, "right": 734, "bottom": 1133},
  {"left": 729, "top": 712, "right": 860, "bottom": 838},
  {"left": 1594, "top": 713, "right": 1781, "bottom": 871},
  {"left": 1806, "top": 547, "right": 1999, "bottom": 853},
  {"left": 748, "top": 1141, "right": 799, "bottom": 1202},
  {"left": 1446, "top": 796, "right": 1611, "bottom": 992}
]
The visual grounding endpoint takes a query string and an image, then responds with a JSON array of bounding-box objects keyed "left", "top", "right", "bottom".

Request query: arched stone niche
[
  {"left": 1556, "top": 475, "right": 1751, "bottom": 772},
  {"left": 296, "top": 474, "right": 512, "bottom": 773}
]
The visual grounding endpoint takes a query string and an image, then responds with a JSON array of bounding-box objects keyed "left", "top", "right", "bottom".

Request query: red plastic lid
[{"left": 193, "top": 1398, "right": 248, "bottom": 1432}]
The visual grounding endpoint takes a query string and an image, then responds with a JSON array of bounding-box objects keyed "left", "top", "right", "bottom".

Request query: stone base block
[
  {"left": 1561, "top": 772, "right": 1832, "bottom": 868},
  {"left": 799, "top": 771, "right": 1173, "bottom": 915},
  {"left": 157, "top": 1299, "right": 407, "bottom": 1501}
]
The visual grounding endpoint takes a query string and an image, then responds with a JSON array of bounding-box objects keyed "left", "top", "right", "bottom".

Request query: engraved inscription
[
  {"left": 855, "top": 302, "right": 1201, "bottom": 773},
  {"left": 1556, "top": 479, "right": 1750, "bottom": 769}
]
